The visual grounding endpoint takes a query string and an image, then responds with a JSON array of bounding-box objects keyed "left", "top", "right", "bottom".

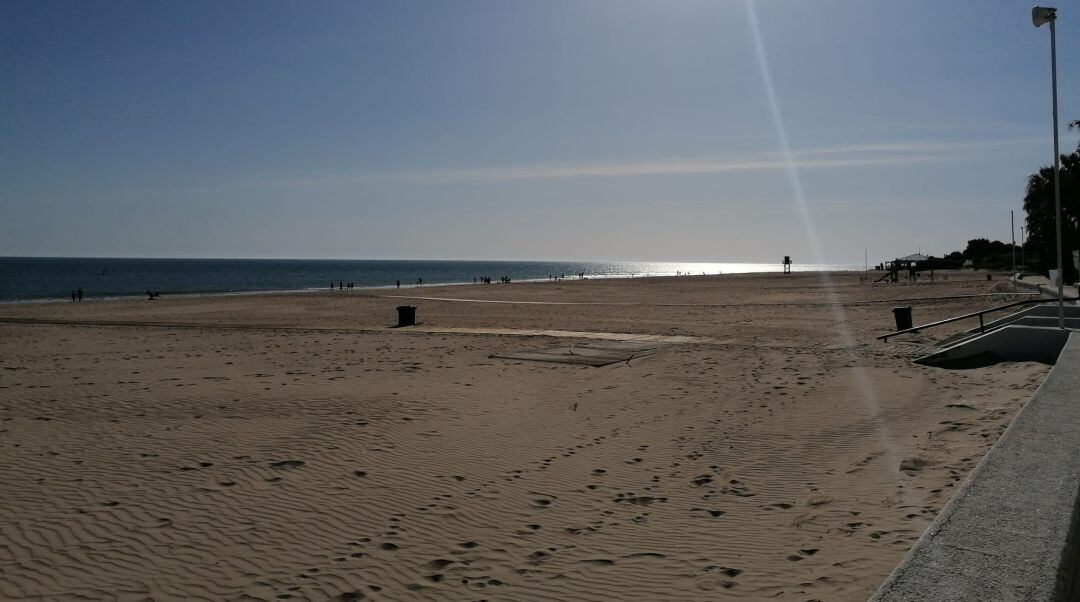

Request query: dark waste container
[
  {"left": 396, "top": 305, "right": 417, "bottom": 327},
  {"left": 892, "top": 306, "right": 913, "bottom": 331},
  {"left": 986, "top": 274, "right": 992, "bottom": 281}
]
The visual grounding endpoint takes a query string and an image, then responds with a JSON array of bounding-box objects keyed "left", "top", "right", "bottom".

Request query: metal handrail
[{"left": 878, "top": 297, "right": 1074, "bottom": 342}]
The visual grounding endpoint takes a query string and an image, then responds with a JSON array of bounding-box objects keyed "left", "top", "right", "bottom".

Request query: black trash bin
[
  {"left": 892, "top": 306, "right": 913, "bottom": 331},
  {"left": 396, "top": 305, "right": 417, "bottom": 327}
]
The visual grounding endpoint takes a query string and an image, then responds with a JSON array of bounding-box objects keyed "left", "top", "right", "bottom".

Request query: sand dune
[{"left": 0, "top": 273, "right": 1048, "bottom": 599}]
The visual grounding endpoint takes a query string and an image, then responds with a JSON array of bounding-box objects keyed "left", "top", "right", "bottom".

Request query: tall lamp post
[{"left": 1032, "top": 6, "right": 1065, "bottom": 329}]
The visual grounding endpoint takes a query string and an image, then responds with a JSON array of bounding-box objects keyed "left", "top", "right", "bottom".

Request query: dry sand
[{"left": 0, "top": 272, "right": 1049, "bottom": 600}]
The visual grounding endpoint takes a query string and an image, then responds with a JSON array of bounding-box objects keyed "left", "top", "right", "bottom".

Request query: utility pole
[
  {"left": 1020, "top": 226, "right": 1027, "bottom": 269},
  {"left": 1011, "top": 210, "right": 1016, "bottom": 272}
]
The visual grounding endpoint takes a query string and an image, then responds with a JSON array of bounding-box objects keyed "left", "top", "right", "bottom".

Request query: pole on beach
[
  {"left": 1033, "top": 6, "right": 1065, "bottom": 329},
  {"left": 1011, "top": 210, "right": 1016, "bottom": 272},
  {"left": 1021, "top": 226, "right": 1027, "bottom": 268}
]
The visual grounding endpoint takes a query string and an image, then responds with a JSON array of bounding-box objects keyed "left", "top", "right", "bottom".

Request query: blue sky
[{"left": 2, "top": 0, "right": 1077, "bottom": 263}]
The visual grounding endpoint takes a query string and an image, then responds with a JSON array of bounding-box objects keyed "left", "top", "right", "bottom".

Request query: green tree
[
  {"left": 1023, "top": 147, "right": 1080, "bottom": 281},
  {"left": 961, "top": 238, "right": 1016, "bottom": 270}
]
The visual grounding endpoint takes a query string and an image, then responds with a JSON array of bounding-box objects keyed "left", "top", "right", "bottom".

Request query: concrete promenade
[
  {"left": 1013, "top": 274, "right": 1080, "bottom": 301},
  {"left": 874, "top": 332, "right": 1080, "bottom": 600}
]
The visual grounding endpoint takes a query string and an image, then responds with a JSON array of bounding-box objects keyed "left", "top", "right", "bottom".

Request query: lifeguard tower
[{"left": 782, "top": 256, "right": 792, "bottom": 275}]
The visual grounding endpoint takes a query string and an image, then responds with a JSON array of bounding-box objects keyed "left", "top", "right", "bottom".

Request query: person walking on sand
[
  {"left": 70, "top": 289, "right": 76, "bottom": 302},
  {"left": 76, "top": 287, "right": 83, "bottom": 302},
  {"left": 396, "top": 280, "right": 400, "bottom": 289}
]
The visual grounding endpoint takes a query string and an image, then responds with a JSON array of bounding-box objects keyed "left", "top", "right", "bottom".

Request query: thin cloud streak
[
  {"left": 793, "top": 136, "right": 1047, "bottom": 158},
  {"left": 267, "top": 136, "right": 1046, "bottom": 187},
  {"left": 132, "top": 136, "right": 1045, "bottom": 196},
  {"left": 402, "top": 154, "right": 923, "bottom": 184}
]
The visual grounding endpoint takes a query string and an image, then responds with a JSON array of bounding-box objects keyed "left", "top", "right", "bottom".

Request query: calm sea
[{"left": 0, "top": 257, "right": 861, "bottom": 302}]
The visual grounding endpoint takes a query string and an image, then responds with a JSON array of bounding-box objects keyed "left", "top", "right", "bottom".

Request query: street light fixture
[{"left": 1032, "top": 5, "right": 1065, "bottom": 329}]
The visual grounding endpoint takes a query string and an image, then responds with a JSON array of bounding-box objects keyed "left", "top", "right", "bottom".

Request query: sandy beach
[{"left": 0, "top": 272, "right": 1049, "bottom": 600}]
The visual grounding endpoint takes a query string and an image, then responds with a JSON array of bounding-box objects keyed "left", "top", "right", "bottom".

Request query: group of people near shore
[
  {"left": 334, "top": 279, "right": 427, "bottom": 290},
  {"left": 69, "top": 288, "right": 83, "bottom": 302}
]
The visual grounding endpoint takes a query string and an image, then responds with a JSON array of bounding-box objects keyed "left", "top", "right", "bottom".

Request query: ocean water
[{"left": 0, "top": 257, "right": 861, "bottom": 302}]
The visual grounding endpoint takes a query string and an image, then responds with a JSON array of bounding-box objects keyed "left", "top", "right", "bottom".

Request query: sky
[{"left": 2, "top": 0, "right": 1078, "bottom": 264}]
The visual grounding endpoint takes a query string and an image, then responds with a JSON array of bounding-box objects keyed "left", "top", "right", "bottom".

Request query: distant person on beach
[
  {"left": 417, "top": 278, "right": 423, "bottom": 286},
  {"left": 396, "top": 280, "right": 400, "bottom": 289},
  {"left": 330, "top": 281, "right": 334, "bottom": 290},
  {"left": 70, "top": 289, "right": 76, "bottom": 302},
  {"left": 76, "top": 288, "right": 83, "bottom": 301}
]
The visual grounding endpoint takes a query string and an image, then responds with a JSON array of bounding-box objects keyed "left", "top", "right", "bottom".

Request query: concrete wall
[
  {"left": 916, "top": 325, "right": 1072, "bottom": 367},
  {"left": 874, "top": 333, "right": 1080, "bottom": 600},
  {"left": 1014, "top": 278, "right": 1080, "bottom": 303}
]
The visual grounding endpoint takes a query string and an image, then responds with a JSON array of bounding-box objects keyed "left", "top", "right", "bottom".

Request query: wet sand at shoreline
[{"left": 0, "top": 272, "right": 1048, "bottom": 600}]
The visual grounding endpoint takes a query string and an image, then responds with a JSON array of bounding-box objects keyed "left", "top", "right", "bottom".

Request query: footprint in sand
[
  {"left": 614, "top": 494, "right": 666, "bottom": 506},
  {"left": 426, "top": 559, "right": 455, "bottom": 570},
  {"left": 899, "top": 457, "right": 928, "bottom": 472},
  {"left": 721, "top": 481, "right": 755, "bottom": 497},
  {"left": 704, "top": 565, "right": 743, "bottom": 578},
  {"left": 764, "top": 502, "right": 794, "bottom": 510},
  {"left": 696, "top": 576, "right": 737, "bottom": 590}
]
